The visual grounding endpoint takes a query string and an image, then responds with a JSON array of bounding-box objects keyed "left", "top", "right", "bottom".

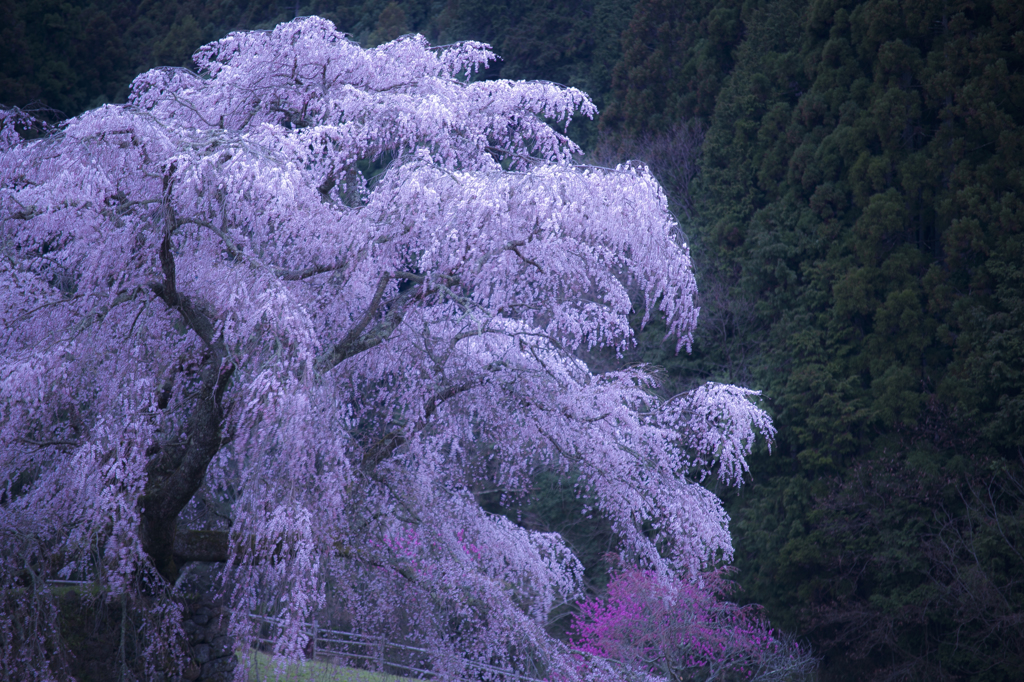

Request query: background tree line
[{"left": 3, "top": 0, "right": 1022, "bottom": 680}]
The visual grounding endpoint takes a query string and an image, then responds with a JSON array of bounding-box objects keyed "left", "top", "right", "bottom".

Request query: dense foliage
[{"left": 0, "top": 17, "right": 778, "bottom": 681}]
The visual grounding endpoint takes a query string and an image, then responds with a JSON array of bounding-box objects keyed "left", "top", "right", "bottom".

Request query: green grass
[{"left": 243, "top": 650, "right": 422, "bottom": 682}]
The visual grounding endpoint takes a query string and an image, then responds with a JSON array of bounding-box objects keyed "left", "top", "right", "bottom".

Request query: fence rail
[{"left": 249, "top": 614, "right": 547, "bottom": 682}]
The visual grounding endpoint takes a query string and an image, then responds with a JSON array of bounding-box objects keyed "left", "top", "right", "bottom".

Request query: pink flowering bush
[{"left": 570, "top": 570, "right": 817, "bottom": 681}]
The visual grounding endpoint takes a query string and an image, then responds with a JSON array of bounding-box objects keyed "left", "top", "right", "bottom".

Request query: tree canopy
[{"left": 0, "top": 18, "right": 775, "bottom": 680}]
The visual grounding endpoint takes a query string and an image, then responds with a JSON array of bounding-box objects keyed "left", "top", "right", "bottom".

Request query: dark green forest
[{"left": 3, "top": 0, "right": 1022, "bottom": 680}]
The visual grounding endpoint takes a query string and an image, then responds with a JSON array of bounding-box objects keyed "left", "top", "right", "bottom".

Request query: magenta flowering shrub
[
  {"left": 570, "top": 570, "right": 817, "bottom": 681},
  {"left": 1, "top": 16, "right": 776, "bottom": 680}
]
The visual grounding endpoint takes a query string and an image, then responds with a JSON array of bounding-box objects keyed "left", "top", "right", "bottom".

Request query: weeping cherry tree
[{"left": 0, "top": 17, "right": 773, "bottom": 680}]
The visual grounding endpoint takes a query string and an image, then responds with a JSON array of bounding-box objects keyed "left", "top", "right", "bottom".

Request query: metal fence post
[{"left": 312, "top": 618, "right": 319, "bottom": 659}]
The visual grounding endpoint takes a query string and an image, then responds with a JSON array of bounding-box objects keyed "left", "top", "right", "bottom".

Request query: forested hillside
[
  {"left": 615, "top": 1, "right": 1024, "bottom": 680},
  {"left": 3, "top": 1, "right": 1022, "bottom": 680}
]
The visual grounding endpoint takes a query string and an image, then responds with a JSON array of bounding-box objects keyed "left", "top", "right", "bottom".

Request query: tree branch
[
  {"left": 183, "top": 216, "right": 347, "bottom": 281},
  {"left": 421, "top": 380, "right": 478, "bottom": 424},
  {"left": 505, "top": 240, "right": 545, "bottom": 273},
  {"left": 274, "top": 262, "right": 346, "bottom": 281},
  {"left": 16, "top": 437, "right": 79, "bottom": 450},
  {"left": 314, "top": 273, "right": 413, "bottom": 373}
]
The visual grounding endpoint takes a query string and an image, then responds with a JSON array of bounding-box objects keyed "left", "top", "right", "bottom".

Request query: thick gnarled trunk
[{"left": 140, "top": 230, "right": 234, "bottom": 583}]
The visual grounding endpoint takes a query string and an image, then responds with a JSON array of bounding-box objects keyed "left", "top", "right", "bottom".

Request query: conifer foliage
[{"left": 0, "top": 18, "right": 774, "bottom": 679}]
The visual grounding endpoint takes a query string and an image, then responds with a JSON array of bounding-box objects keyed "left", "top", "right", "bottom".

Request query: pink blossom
[{"left": 570, "top": 570, "right": 816, "bottom": 681}]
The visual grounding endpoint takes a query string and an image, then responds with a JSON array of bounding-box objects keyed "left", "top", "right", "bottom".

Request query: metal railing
[{"left": 250, "top": 614, "right": 547, "bottom": 682}]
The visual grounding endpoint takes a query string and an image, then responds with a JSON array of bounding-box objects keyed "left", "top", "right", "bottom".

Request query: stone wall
[
  {"left": 61, "top": 562, "right": 236, "bottom": 682},
  {"left": 174, "top": 562, "right": 238, "bottom": 682}
]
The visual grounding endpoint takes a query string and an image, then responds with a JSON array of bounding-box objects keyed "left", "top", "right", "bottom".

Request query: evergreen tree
[{"left": 690, "top": 0, "right": 1023, "bottom": 678}]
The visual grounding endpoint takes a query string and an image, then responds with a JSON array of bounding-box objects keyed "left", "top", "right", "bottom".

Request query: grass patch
[{"left": 243, "top": 650, "right": 422, "bottom": 682}]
